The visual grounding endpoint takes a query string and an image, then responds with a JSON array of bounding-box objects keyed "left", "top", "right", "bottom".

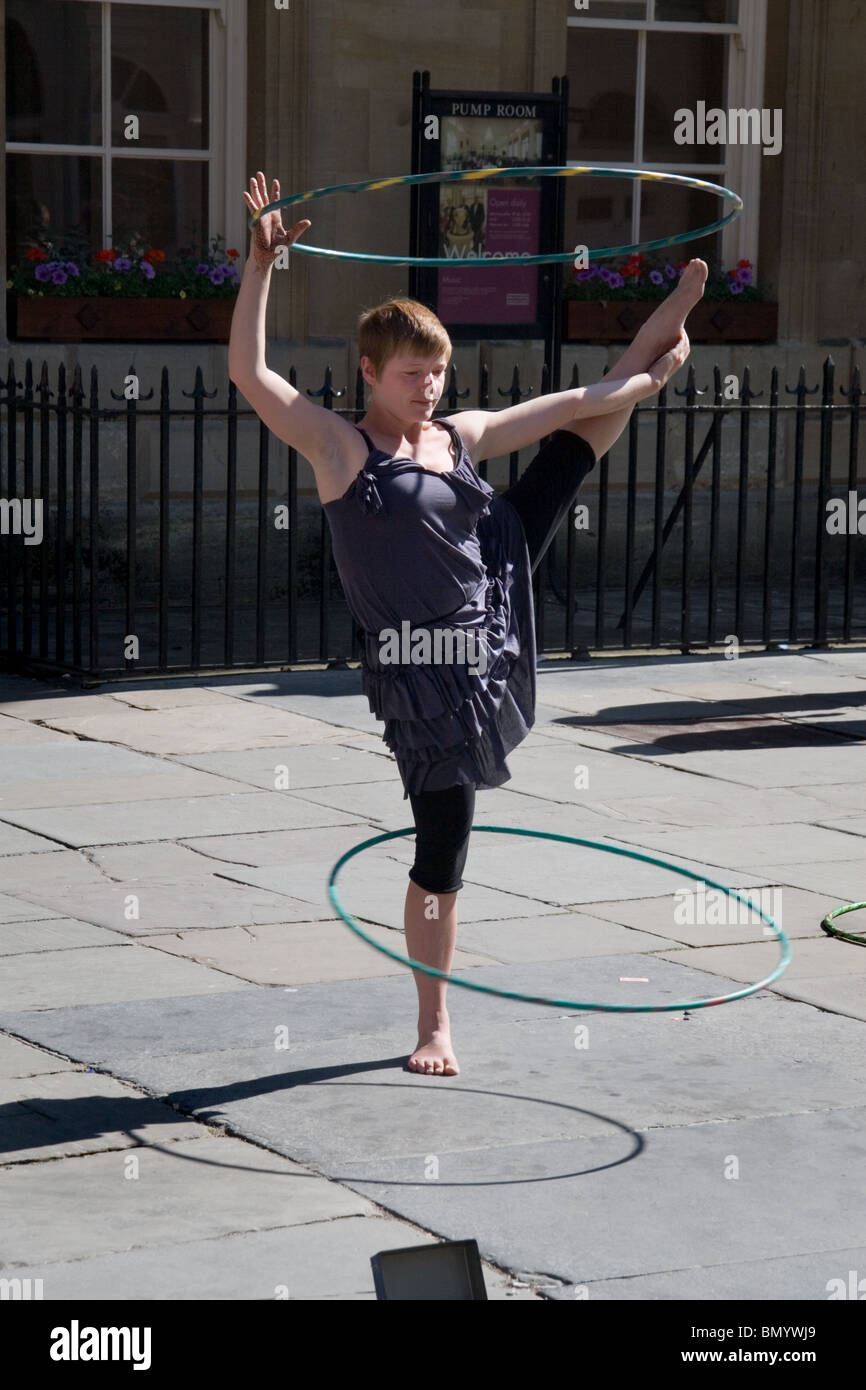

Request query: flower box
[
  {"left": 564, "top": 299, "right": 778, "bottom": 344},
  {"left": 9, "top": 294, "right": 236, "bottom": 343}
]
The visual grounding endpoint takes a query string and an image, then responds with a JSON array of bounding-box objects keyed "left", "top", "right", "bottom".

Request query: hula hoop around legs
[
  {"left": 328, "top": 825, "right": 791, "bottom": 1012},
  {"left": 248, "top": 164, "right": 743, "bottom": 267}
]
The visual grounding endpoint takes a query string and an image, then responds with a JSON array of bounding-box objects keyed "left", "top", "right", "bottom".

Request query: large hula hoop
[
  {"left": 248, "top": 165, "right": 743, "bottom": 267},
  {"left": 328, "top": 825, "right": 790, "bottom": 1012},
  {"left": 821, "top": 900, "right": 866, "bottom": 946}
]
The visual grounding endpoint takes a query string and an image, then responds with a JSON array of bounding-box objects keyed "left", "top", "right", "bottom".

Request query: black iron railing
[{"left": 0, "top": 355, "right": 863, "bottom": 681}]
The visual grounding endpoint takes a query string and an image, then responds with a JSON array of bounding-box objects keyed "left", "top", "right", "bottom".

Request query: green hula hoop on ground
[
  {"left": 327, "top": 825, "right": 791, "bottom": 1013},
  {"left": 821, "top": 901, "right": 866, "bottom": 946},
  {"left": 248, "top": 164, "right": 743, "bottom": 267}
]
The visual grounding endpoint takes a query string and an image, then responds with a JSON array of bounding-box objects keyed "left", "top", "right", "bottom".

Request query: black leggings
[{"left": 407, "top": 430, "right": 597, "bottom": 893}]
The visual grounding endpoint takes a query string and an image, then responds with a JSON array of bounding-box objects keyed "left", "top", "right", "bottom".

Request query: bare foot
[
  {"left": 632, "top": 258, "right": 708, "bottom": 361},
  {"left": 408, "top": 1024, "right": 460, "bottom": 1076}
]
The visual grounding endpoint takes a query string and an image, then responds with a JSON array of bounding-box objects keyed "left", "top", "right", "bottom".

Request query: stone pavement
[{"left": 1, "top": 647, "right": 865, "bottom": 1301}]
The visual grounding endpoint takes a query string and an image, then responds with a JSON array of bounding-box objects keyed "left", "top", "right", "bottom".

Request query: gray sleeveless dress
[{"left": 322, "top": 418, "right": 536, "bottom": 799}]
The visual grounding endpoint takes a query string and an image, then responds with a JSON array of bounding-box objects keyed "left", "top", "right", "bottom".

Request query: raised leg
[{"left": 560, "top": 258, "right": 708, "bottom": 459}]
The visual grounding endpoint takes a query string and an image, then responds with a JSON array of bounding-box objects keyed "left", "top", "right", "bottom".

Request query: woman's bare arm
[
  {"left": 228, "top": 172, "right": 361, "bottom": 474},
  {"left": 449, "top": 333, "right": 690, "bottom": 463}
]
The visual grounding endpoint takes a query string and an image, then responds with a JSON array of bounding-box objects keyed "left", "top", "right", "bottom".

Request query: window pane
[
  {"left": 655, "top": 0, "right": 738, "bottom": 21},
  {"left": 6, "top": 154, "right": 102, "bottom": 264},
  {"left": 639, "top": 184, "right": 723, "bottom": 272},
  {"left": 5, "top": 0, "right": 101, "bottom": 145},
  {"left": 112, "top": 158, "right": 208, "bottom": 259},
  {"left": 111, "top": 5, "right": 208, "bottom": 149},
  {"left": 566, "top": 174, "right": 635, "bottom": 259},
  {"left": 567, "top": 29, "right": 638, "bottom": 163},
  {"left": 643, "top": 32, "right": 729, "bottom": 163}
]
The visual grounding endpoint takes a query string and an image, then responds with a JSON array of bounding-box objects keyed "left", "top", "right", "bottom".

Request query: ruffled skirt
[{"left": 360, "top": 496, "right": 536, "bottom": 798}]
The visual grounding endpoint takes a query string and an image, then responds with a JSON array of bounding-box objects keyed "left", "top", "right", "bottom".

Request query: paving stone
[
  {"left": 587, "top": 884, "right": 829, "bottom": 946},
  {"left": 655, "top": 935, "right": 866, "bottom": 984},
  {"left": 11, "top": 876, "right": 318, "bottom": 935},
  {"left": 0, "top": 694, "right": 123, "bottom": 721},
  {"left": 331, "top": 1110, "right": 866, "bottom": 1291},
  {"left": 450, "top": 912, "right": 675, "bottom": 963},
  {"left": 0, "top": 892, "right": 59, "bottom": 923},
  {"left": 87, "top": 841, "right": 256, "bottom": 880},
  {"left": 218, "top": 856, "right": 570, "bottom": 925},
  {"left": 0, "top": 1069, "right": 204, "bottom": 1163},
  {"left": 765, "top": 974, "right": 866, "bottom": 1022},
  {"left": 1, "top": 1218, "right": 537, "bottom": 1300},
  {"left": 815, "top": 815, "right": 866, "bottom": 838},
  {"left": 0, "top": 850, "right": 107, "bottom": 892},
  {"left": 0, "top": 742, "right": 251, "bottom": 810},
  {"left": 0, "top": 918, "right": 121, "bottom": 954},
  {"left": 207, "top": 676, "right": 382, "bottom": 736},
  {"left": 544, "top": 1246, "right": 866, "bottom": 1300},
  {"left": 484, "top": 741, "right": 723, "bottom": 803},
  {"left": 0, "top": 821, "right": 66, "bottom": 856},
  {"left": 0, "top": 1034, "right": 77, "bottom": 1080},
  {"left": 27, "top": 981, "right": 862, "bottom": 1168},
  {"left": 167, "top": 742, "right": 400, "bottom": 790},
  {"left": 0, "top": 945, "right": 248, "bottom": 1010},
  {"left": 591, "top": 729, "right": 866, "bottom": 787},
  {"left": 142, "top": 918, "right": 489, "bottom": 985},
  {"left": 532, "top": 682, "right": 738, "bottom": 721},
  {"left": 179, "top": 823, "right": 386, "bottom": 870},
  {"left": 451, "top": 832, "right": 767, "bottom": 908},
  {"left": 744, "top": 859, "right": 866, "bottom": 900},
  {"left": 108, "top": 689, "right": 249, "bottom": 709},
  {"left": 805, "top": 783, "right": 866, "bottom": 815},
  {"left": 0, "top": 714, "right": 77, "bottom": 745},
  {"left": 3, "top": 790, "right": 366, "bottom": 847},
  {"left": 589, "top": 821, "right": 866, "bottom": 869},
  {"left": 37, "top": 703, "right": 363, "bottom": 755},
  {"left": 581, "top": 786, "right": 848, "bottom": 827},
  {"left": 0, "top": 1136, "right": 373, "bottom": 1266}
]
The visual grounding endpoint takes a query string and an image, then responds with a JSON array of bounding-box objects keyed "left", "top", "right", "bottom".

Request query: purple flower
[
  {"left": 34, "top": 264, "right": 53, "bottom": 282},
  {"left": 224, "top": 264, "right": 240, "bottom": 278},
  {"left": 195, "top": 262, "right": 209, "bottom": 275},
  {"left": 599, "top": 267, "right": 614, "bottom": 284},
  {"left": 113, "top": 257, "right": 132, "bottom": 272},
  {"left": 664, "top": 263, "right": 677, "bottom": 279},
  {"left": 650, "top": 270, "right": 664, "bottom": 285},
  {"left": 51, "top": 268, "right": 68, "bottom": 284},
  {"left": 64, "top": 262, "right": 80, "bottom": 276},
  {"left": 608, "top": 272, "right": 625, "bottom": 288},
  {"left": 139, "top": 260, "right": 156, "bottom": 279},
  {"left": 577, "top": 267, "right": 595, "bottom": 281},
  {"left": 208, "top": 266, "right": 226, "bottom": 284},
  {"left": 737, "top": 267, "right": 753, "bottom": 285},
  {"left": 730, "top": 280, "right": 743, "bottom": 294}
]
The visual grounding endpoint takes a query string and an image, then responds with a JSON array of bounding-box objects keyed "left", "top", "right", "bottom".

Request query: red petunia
[
  {"left": 737, "top": 258, "right": 752, "bottom": 268},
  {"left": 26, "top": 247, "right": 48, "bottom": 261},
  {"left": 144, "top": 249, "right": 166, "bottom": 262},
  {"left": 226, "top": 248, "right": 239, "bottom": 258},
  {"left": 95, "top": 249, "right": 115, "bottom": 262}
]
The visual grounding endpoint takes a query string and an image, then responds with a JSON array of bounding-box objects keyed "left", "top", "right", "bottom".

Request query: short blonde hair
[{"left": 358, "top": 297, "right": 452, "bottom": 380}]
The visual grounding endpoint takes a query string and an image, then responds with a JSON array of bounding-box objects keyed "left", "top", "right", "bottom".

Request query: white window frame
[
  {"left": 5, "top": 0, "right": 248, "bottom": 258},
  {"left": 566, "top": 0, "right": 768, "bottom": 271}
]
